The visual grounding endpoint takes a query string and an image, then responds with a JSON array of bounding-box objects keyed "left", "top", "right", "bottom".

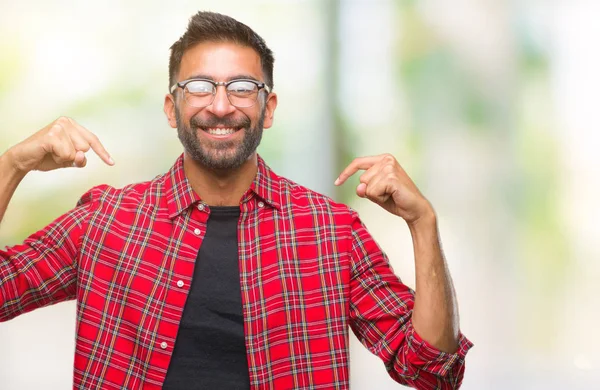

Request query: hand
[
  {"left": 335, "top": 154, "right": 433, "bottom": 225},
  {"left": 6, "top": 116, "right": 114, "bottom": 173}
]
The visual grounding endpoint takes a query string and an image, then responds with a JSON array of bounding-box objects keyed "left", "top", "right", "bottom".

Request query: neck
[{"left": 182, "top": 152, "right": 258, "bottom": 207}]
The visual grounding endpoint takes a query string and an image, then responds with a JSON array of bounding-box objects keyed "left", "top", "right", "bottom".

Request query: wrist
[
  {"left": 407, "top": 203, "right": 436, "bottom": 232},
  {"left": 0, "top": 149, "right": 28, "bottom": 180}
]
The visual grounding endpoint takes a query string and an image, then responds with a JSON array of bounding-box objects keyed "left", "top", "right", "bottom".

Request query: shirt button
[
  {"left": 177, "top": 280, "right": 184, "bottom": 288},
  {"left": 160, "top": 342, "right": 168, "bottom": 350},
  {"left": 258, "top": 201, "right": 265, "bottom": 208},
  {"left": 197, "top": 203, "right": 205, "bottom": 211},
  {"left": 194, "top": 228, "right": 201, "bottom": 236}
]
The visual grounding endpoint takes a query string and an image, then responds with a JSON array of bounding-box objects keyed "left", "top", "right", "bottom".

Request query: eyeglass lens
[{"left": 184, "top": 80, "right": 260, "bottom": 108}]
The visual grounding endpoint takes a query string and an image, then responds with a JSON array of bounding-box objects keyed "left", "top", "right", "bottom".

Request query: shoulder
[
  {"left": 275, "top": 173, "right": 357, "bottom": 220},
  {"left": 76, "top": 172, "right": 168, "bottom": 208}
]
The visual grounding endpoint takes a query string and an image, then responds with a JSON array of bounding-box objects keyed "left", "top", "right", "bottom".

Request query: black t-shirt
[{"left": 163, "top": 206, "right": 249, "bottom": 389}]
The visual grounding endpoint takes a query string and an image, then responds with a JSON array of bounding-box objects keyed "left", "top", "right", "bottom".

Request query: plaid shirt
[{"left": 1, "top": 154, "right": 472, "bottom": 389}]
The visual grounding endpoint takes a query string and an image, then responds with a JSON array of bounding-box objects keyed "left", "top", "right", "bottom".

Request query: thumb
[
  {"left": 66, "top": 151, "right": 87, "bottom": 168},
  {"left": 356, "top": 182, "right": 367, "bottom": 198}
]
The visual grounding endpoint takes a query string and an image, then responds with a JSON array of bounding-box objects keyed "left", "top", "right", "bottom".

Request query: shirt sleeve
[
  {"left": 0, "top": 188, "right": 100, "bottom": 322},
  {"left": 348, "top": 211, "right": 473, "bottom": 389}
]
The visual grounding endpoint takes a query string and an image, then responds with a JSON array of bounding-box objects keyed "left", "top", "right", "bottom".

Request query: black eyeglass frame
[{"left": 169, "top": 78, "right": 271, "bottom": 108}]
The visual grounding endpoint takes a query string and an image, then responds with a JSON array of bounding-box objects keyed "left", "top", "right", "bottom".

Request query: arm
[
  {"left": 0, "top": 115, "right": 113, "bottom": 225},
  {"left": 0, "top": 152, "right": 26, "bottom": 226},
  {"left": 0, "top": 116, "right": 113, "bottom": 320},
  {"left": 337, "top": 154, "right": 472, "bottom": 388},
  {"left": 337, "top": 154, "right": 461, "bottom": 351},
  {"left": 409, "top": 210, "right": 459, "bottom": 353},
  {"left": 1, "top": 116, "right": 113, "bottom": 224},
  {"left": 0, "top": 194, "right": 97, "bottom": 321},
  {"left": 348, "top": 212, "right": 472, "bottom": 389}
]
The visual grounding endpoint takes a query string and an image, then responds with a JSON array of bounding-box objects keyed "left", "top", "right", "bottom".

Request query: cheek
[
  {"left": 243, "top": 106, "right": 263, "bottom": 122},
  {"left": 226, "top": 108, "right": 255, "bottom": 126},
  {"left": 180, "top": 106, "right": 202, "bottom": 124},
  {"left": 245, "top": 111, "right": 258, "bottom": 123}
]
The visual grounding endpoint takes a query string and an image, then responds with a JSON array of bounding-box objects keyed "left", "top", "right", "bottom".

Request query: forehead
[{"left": 178, "top": 41, "right": 263, "bottom": 81}]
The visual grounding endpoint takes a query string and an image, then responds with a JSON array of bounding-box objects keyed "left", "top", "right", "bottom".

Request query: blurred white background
[{"left": 1, "top": 0, "right": 599, "bottom": 389}]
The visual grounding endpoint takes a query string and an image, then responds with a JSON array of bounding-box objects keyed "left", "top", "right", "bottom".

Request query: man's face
[{"left": 164, "top": 41, "right": 277, "bottom": 170}]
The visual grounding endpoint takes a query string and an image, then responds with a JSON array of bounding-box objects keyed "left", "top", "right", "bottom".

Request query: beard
[{"left": 175, "top": 104, "right": 265, "bottom": 171}]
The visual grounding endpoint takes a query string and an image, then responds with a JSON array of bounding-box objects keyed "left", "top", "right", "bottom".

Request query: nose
[{"left": 205, "top": 85, "right": 236, "bottom": 117}]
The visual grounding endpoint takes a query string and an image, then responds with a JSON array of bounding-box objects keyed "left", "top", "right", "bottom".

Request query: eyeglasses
[{"left": 170, "top": 78, "right": 271, "bottom": 108}]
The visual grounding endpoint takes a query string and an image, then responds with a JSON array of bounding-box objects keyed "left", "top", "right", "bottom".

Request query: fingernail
[
  {"left": 334, "top": 178, "right": 340, "bottom": 185},
  {"left": 109, "top": 157, "right": 115, "bottom": 165}
]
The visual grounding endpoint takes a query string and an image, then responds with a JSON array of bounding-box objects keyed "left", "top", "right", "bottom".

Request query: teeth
[{"left": 206, "top": 128, "right": 236, "bottom": 135}]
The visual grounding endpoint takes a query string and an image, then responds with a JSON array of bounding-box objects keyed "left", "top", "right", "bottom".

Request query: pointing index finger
[
  {"left": 334, "top": 156, "right": 381, "bottom": 186},
  {"left": 88, "top": 135, "right": 115, "bottom": 166},
  {"left": 69, "top": 118, "right": 115, "bottom": 166}
]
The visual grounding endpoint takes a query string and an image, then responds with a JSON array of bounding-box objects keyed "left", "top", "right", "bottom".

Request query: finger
[
  {"left": 72, "top": 150, "right": 87, "bottom": 168},
  {"left": 68, "top": 118, "right": 114, "bottom": 166},
  {"left": 47, "top": 123, "right": 77, "bottom": 164},
  {"left": 357, "top": 159, "right": 391, "bottom": 185},
  {"left": 356, "top": 182, "right": 367, "bottom": 198},
  {"left": 334, "top": 155, "right": 383, "bottom": 186},
  {"left": 362, "top": 174, "right": 393, "bottom": 204},
  {"left": 67, "top": 128, "right": 92, "bottom": 153}
]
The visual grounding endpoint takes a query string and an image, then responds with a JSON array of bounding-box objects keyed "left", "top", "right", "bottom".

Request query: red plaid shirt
[{"left": 1, "top": 154, "right": 472, "bottom": 389}]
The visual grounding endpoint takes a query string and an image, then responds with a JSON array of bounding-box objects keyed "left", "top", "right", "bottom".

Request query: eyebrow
[{"left": 184, "top": 74, "right": 261, "bottom": 83}]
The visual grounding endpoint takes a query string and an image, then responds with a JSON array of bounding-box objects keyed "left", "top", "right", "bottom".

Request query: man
[{"left": 0, "top": 11, "right": 472, "bottom": 390}]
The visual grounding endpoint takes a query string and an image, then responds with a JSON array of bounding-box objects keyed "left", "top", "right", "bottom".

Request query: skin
[
  {"left": 163, "top": 41, "right": 278, "bottom": 206},
  {"left": 336, "top": 155, "right": 460, "bottom": 353},
  {"left": 0, "top": 41, "right": 460, "bottom": 353},
  {"left": 0, "top": 116, "right": 113, "bottom": 225}
]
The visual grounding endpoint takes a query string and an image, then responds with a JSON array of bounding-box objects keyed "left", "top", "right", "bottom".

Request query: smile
[{"left": 203, "top": 127, "right": 239, "bottom": 135}]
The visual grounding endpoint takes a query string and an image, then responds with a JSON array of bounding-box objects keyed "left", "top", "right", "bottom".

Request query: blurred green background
[{"left": 1, "top": 0, "right": 598, "bottom": 389}]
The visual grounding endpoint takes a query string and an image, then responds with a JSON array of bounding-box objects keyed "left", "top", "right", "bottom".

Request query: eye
[
  {"left": 186, "top": 81, "right": 214, "bottom": 94},
  {"left": 228, "top": 81, "right": 258, "bottom": 95}
]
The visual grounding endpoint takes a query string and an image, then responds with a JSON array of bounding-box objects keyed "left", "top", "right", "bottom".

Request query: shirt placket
[
  {"left": 143, "top": 202, "right": 209, "bottom": 388},
  {"left": 238, "top": 196, "right": 274, "bottom": 389}
]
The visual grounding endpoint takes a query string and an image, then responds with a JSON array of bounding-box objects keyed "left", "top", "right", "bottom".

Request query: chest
[{"left": 76, "top": 206, "right": 351, "bottom": 318}]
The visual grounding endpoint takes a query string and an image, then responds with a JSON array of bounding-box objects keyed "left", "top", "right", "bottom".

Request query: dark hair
[{"left": 168, "top": 11, "right": 275, "bottom": 91}]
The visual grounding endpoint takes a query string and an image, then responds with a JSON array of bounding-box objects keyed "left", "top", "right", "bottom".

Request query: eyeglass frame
[{"left": 169, "top": 78, "right": 272, "bottom": 108}]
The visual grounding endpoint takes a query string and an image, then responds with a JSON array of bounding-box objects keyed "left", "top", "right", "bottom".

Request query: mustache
[{"left": 190, "top": 115, "right": 251, "bottom": 129}]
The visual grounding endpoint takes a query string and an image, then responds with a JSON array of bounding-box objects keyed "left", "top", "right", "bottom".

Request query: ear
[
  {"left": 164, "top": 93, "right": 178, "bottom": 128},
  {"left": 262, "top": 92, "right": 278, "bottom": 129}
]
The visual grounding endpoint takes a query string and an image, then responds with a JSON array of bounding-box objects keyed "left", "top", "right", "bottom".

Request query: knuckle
[
  {"left": 383, "top": 153, "right": 395, "bottom": 163},
  {"left": 38, "top": 141, "right": 52, "bottom": 155},
  {"left": 54, "top": 155, "right": 68, "bottom": 163},
  {"left": 56, "top": 116, "right": 70, "bottom": 126},
  {"left": 88, "top": 133, "right": 100, "bottom": 143},
  {"left": 49, "top": 123, "right": 63, "bottom": 134},
  {"left": 60, "top": 153, "right": 76, "bottom": 163}
]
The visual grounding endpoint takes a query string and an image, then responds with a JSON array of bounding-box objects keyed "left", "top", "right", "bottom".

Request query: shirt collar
[
  {"left": 245, "top": 154, "right": 282, "bottom": 210},
  {"left": 165, "top": 154, "right": 202, "bottom": 219},
  {"left": 165, "top": 154, "right": 282, "bottom": 219}
]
